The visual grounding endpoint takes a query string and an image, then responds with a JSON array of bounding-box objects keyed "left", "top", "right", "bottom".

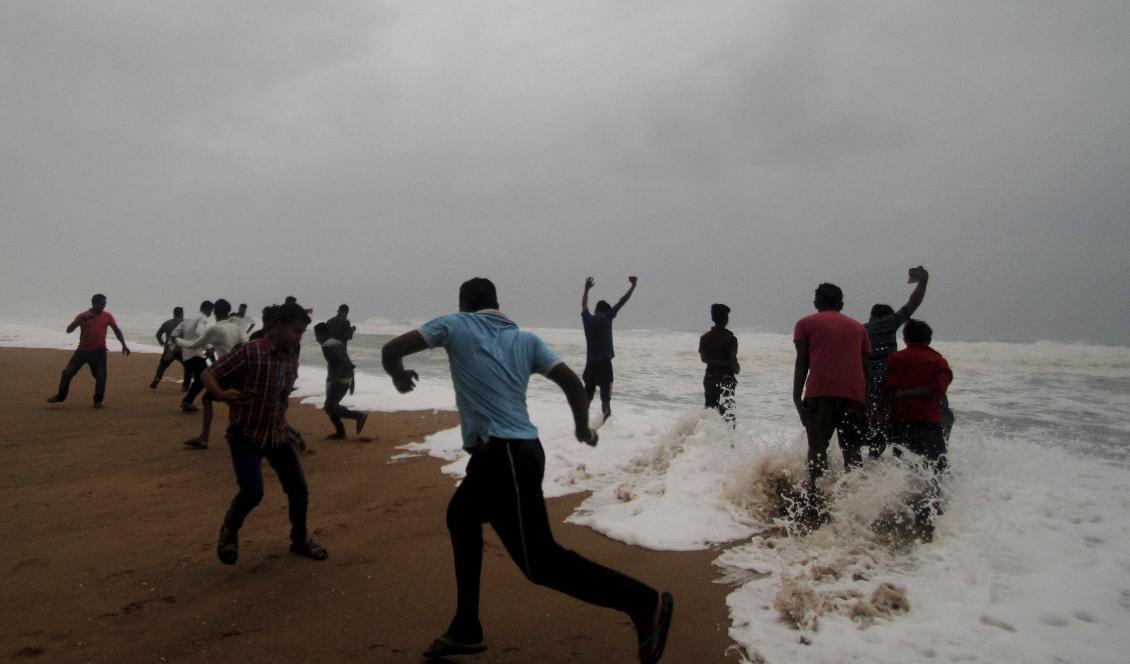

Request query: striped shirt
[{"left": 208, "top": 336, "right": 297, "bottom": 448}]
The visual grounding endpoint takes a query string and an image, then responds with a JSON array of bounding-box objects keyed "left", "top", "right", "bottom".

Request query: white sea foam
[{"left": 4, "top": 316, "right": 1129, "bottom": 662}]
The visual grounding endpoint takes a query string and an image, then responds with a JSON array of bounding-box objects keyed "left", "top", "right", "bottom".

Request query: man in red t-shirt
[
  {"left": 793, "top": 283, "right": 871, "bottom": 523},
  {"left": 47, "top": 294, "right": 131, "bottom": 408},
  {"left": 884, "top": 319, "right": 952, "bottom": 540}
]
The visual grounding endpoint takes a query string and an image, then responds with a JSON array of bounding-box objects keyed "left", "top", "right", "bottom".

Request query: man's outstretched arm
[
  {"left": 611, "top": 276, "right": 638, "bottom": 314},
  {"left": 110, "top": 323, "right": 131, "bottom": 356},
  {"left": 903, "top": 266, "right": 929, "bottom": 316},
  {"left": 381, "top": 330, "right": 427, "bottom": 393},
  {"left": 582, "top": 277, "right": 594, "bottom": 314},
  {"left": 547, "top": 363, "right": 596, "bottom": 444}
]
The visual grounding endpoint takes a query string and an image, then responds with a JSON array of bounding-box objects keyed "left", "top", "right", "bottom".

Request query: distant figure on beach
[
  {"left": 314, "top": 322, "right": 367, "bottom": 440},
  {"left": 699, "top": 303, "right": 739, "bottom": 426},
  {"left": 47, "top": 294, "right": 131, "bottom": 408},
  {"left": 883, "top": 319, "right": 953, "bottom": 541},
  {"left": 247, "top": 305, "right": 275, "bottom": 341},
  {"left": 581, "top": 275, "right": 637, "bottom": 419},
  {"left": 201, "top": 301, "right": 327, "bottom": 565},
  {"left": 177, "top": 299, "right": 245, "bottom": 450},
  {"left": 381, "top": 277, "right": 673, "bottom": 662},
  {"left": 285, "top": 295, "right": 313, "bottom": 316},
  {"left": 173, "top": 301, "right": 213, "bottom": 413},
  {"left": 325, "top": 304, "right": 356, "bottom": 347},
  {"left": 150, "top": 306, "right": 187, "bottom": 390},
  {"left": 865, "top": 267, "right": 929, "bottom": 458},
  {"left": 226, "top": 303, "right": 255, "bottom": 338},
  {"left": 793, "top": 283, "right": 871, "bottom": 525}
]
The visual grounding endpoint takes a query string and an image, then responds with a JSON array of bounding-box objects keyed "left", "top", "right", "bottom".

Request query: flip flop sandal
[
  {"left": 423, "top": 634, "right": 487, "bottom": 659},
  {"left": 638, "top": 592, "right": 674, "bottom": 664},
  {"left": 289, "top": 538, "right": 329, "bottom": 561}
]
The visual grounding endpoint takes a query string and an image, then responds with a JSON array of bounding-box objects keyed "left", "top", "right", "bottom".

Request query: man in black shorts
[{"left": 581, "top": 275, "right": 637, "bottom": 419}]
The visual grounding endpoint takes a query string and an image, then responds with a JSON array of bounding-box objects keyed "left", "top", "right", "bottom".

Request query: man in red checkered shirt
[{"left": 201, "top": 302, "right": 328, "bottom": 565}]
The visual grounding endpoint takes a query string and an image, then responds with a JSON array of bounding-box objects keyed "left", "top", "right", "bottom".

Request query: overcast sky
[{"left": 3, "top": 1, "right": 1128, "bottom": 344}]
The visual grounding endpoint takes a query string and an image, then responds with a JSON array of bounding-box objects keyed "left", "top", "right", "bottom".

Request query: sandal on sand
[
  {"left": 423, "top": 634, "right": 487, "bottom": 659},
  {"left": 290, "top": 538, "right": 329, "bottom": 561},
  {"left": 183, "top": 438, "right": 208, "bottom": 449},
  {"left": 638, "top": 592, "right": 674, "bottom": 664},
  {"left": 217, "top": 526, "right": 238, "bottom": 565}
]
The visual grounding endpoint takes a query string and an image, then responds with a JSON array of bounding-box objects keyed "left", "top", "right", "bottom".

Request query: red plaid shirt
[{"left": 207, "top": 336, "right": 298, "bottom": 448}]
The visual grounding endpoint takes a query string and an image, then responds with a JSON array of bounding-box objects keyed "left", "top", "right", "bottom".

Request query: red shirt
[
  {"left": 886, "top": 343, "right": 953, "bottom": 424},
  {"left": 73, "top": 309, "right": 118, "bottom": 352},
  {"left": 207, "top": 336, "right": 298, "bottom": 449},
  {"left": 794, "top": 311, "right": 871, "bottom": 403}
]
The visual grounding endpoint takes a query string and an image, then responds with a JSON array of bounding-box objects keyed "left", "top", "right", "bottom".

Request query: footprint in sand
[
  {"left": 12, "top": 559, "right": 47, "bottom": 573},
  {"left": 12, "top": 646, "right": 45, "bottom": 658}
]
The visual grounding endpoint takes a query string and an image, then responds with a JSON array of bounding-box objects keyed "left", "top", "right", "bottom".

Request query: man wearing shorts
[{"left": 581, "top": 275, "right": 637, "bottom": 419}]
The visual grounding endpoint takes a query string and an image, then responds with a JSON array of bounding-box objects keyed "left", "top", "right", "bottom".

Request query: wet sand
[{"left": 0, "top": 347, "right": 741, "bottom": 663}]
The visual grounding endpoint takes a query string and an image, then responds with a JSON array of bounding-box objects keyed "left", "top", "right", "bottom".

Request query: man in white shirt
[
  {"left": 173, "top": 300, "right": 213, "bottom": 412},
  {"left": 178, "top": 299, "right": 244, "bottom": 449}
]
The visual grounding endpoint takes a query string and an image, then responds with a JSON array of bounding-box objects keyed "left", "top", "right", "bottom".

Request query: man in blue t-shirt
[
  {"left": 581, "top": 275, "right": 637, "bottom": 419},
  {"left": 382, "top": 277, "right": 672, "bottom": 663}
]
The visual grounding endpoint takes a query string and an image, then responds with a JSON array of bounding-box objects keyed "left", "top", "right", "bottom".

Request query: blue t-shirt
[
  {"left": 419, "top": 311, "right": 562, "bottom": 450},
  {"left": 581, "top": 310, "right": 616, "bottom": 362}
]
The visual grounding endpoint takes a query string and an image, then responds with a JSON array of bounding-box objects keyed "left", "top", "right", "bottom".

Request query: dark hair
[
  {"left": 904, "top": 319, "right": 933, "bottom": 344},
  {"left": 595, "top": 300, "right": 611, "bottom": 313},
  {"left": 313, "top": 322, "right": 328, "bottom": 335},
  {"left": 173, "top": 306, "right": 184, "bottom": 316},
  {"left": 459, "top": 277, "right": 499, "bottom": 312},
  {"left": 200, "top": 300, "right": 213, "bottom": 312},
  {"left": 92, "top": 294, "right": 106, "bottom": 304},
  {"left": 711, "top": 303, "right": 730, "bottom": 325},
  {"left": 814, "top": 283, "right": 843, "bottom": 311},
  {"left": 870, "top": 304, "right": 894, "bottom": 319},
  {"left": 275, "top": 302, "right": 312, "bottom": 325},
  {"left": 338, "top": 304, "right": 349, "bottom": 313},
  {"left": 213, "top": 299, "right": 232, "bottom": 318},
  {"left": 284, "top": 296, "right": 297, "bottom": 304}
]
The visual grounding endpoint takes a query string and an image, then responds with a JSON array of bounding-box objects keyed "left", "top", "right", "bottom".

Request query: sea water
[{"left": 5, "top": 314, "right": 1129, "bottom": 663}]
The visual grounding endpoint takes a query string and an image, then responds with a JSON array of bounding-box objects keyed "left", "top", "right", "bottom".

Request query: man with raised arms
[
  {"left": 793, "top": 282, "right": 871, "bottom": 526},
  {"left": 581, "top": 275, "right": 637, "bottom": 420},
  {"left": 47, "top": 293, "right": 131, "bottom": 408},
  {"left": 382, "top": 277, "right": 673, "bottom": 663}
]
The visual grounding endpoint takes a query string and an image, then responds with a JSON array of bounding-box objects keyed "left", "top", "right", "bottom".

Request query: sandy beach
[{"left": 0, "top": 348, "right": 739, "bottom": 663}]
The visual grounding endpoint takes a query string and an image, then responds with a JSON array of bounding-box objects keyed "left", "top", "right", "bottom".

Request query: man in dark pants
[
  {"left": 150, "top": 306, "right": 187, "bottom": 390},
  {"left": 48, "top": 294, "right": 131, "bottom": 408},
  {"left": 793, "top": 283, "right": 871, "bottom": 526},
  {"left": 174, "top": 300, "right": 213, "bottom": 412},
  {"left": 884, "top": 319, "right": 953, "bottom": 541},
  {"left": 699, "top": 303, "right": 739, "bottom": 426},
  {"left": 581, "top": 275, "right": 637, "bottom": 419},
  {"left": 382, "top": 277, "right": 673, "bottom": 663},
  {"left": 201, "top": 302, "right": 327, "bottom": 565},
  {"left": 314, "top": 322, "right": 367, "bottom": 439}
]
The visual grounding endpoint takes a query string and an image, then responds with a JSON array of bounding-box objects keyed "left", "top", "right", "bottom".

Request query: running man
[
  {"left": 314, "top": 322, "right": 367, "bottom": 439},
  {"left": 150, "top": 306, "right": 187, "bottom": 390},
  {"left": 177, "top": 299, "right": 245, "bottom": 449},
  {"left": 382, "top": 277, "right": 673, "bottom": 662},
  {"left": 699, "top": 303, "right": 739, "bottom": 425},
  {"left": 173, "top": 300, "right": 213, "bottom": 412},
  {"left": 201, "top": 302, "right": 327, "bottom": 565},
  {"left": 226, "top": 303, "right": 255, "bottom": 338},
  {"left": 47, "top": 294, "right": 131, "bottom": 408},
  {"left": 793, "top": 283, "right": 871, "bottom": 525},
  {"left": 581, "top": 275, "right": 637, "bottom": 419}
]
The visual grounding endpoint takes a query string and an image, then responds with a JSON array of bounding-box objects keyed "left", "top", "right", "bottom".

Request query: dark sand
[{"left": 0, "top": 348, "right": 741, "bottom": 663}]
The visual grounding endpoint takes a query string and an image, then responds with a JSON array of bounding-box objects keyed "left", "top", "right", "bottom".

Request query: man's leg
[
  {"left": 598, "top": 382, "right": 612, "bottom": 418},
  {"left": 719, "top": 378, "right": 736, "bottom": 427},
  {"left": 582, "top": 365, "right": 597, "bottom": 405},
  {"left": 899, "top": 423, "right": 948, "bottom": 540},
  {"left": 181, "top": 357, "right": 207, "bottom": 408},
  {"left": 90, "top": 351, "right": 108, "bottom": 405},
  {"left": 324, "top": 381, "right": 348, "bottom": 438},
  {"left": 836, "top": 399, "right": 866, "bottom": 471},
  {"left": 180, "top": 354, "right": 190, "bottom": 391},
  {"left": 264, "top": 441, "right": 313, "bottom": 549},
  {"left": 152, "top": 351, "right": 173, "bottom": 388},
  {"left": 486, "top": 441, "right": 659, "bottom": 631},
  {"left": 445, "top": 456, "right": 489, "bottom": 644},
  {"left": 704, "top": 378, "right": 721, "bottom": 411},
  {"left": 50, "top": 351, "right": 88, "bottom": 402},
  {"left": 219, "top": 430, "right": 266, "bottom": 563},
  {"left": 184, "top": 393, "right": 215, "bottom": 448}
]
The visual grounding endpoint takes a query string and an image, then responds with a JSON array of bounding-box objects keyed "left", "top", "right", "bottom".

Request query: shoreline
[{"left": 0, "top": 347, "right": 740, "bottom": 663}]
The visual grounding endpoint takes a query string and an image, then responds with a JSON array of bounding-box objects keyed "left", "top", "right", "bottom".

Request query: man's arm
[
  {"left": 156, "top": 325, "right": 167, "bottom": 345},
  {"left": 201, "top": 368, "right": 241, "bottom": 403},
  {"left": 110, "top": 323, "right": 131, "bottom": 356},
  {"left": 66, "top": 314, "right": 90, "bottom": 334},
  {"left": 547, "top": 363, "right": 596, "bottom": 445},
  {"left": 610, "top": 276, "right": 638, "bottom": 315},
  {"left": 903, "top": 266, "right": 929, "bottom": 316},
  {"left": 582, "top": 277, "right": 594, "bottom": 314},
  {"left": 793, "top": 340, "right": 810, "bottom": 420},
  {"left": 381, "top": 330, "right": 427, "bottom": 393}
]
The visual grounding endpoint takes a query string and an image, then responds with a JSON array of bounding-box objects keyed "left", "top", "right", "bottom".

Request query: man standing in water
[
  {"left": 325, "top": 304, "right": 356, "bottom": 347},
  {"left": 174, "top": 300, "right": 213, "bottom": 413},
  {"left": 177, "top": 299, "right": 245, "bottom": 450},
  {"left": 699, "top": 303, "right": 739, "bottom": 426},
  {"left": 201, "top": 301, "right": 327, "bottom": 565},
  {"left": 581, "top": 275, "right": 637, "bottom": 419},
  {"left": 884, "top": 319, "right": 953, "bottom": 541},
  {"left": 381, "top": 277, "right": 673, "bottom": 662},
  {"left": 793, "top": 283, "right": 871, "bottom": 525},
  {"left": 47, "top": 294, "right": 131, "bottom": 408},
  {"left": 150, "top": 306, "right": 187, "bottom": 390},
  {"left": 864, "top": 266, "right": 929, "bottom": 457}
]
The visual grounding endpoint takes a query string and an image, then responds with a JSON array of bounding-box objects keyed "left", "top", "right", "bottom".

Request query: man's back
[
  {"left": 699, "top": 326, "right": 737, "bottom": 380},
  {"left": 795, "top": 311, "right": 870, "bottom": 402},
  {"left": 581, "top": 311, "right": 615, "bottom": 362},
  {"left": 887, "top": 344, "right": 952, "bottom": 424},
  {"left": 865, "top": 307, "right": 911, "bottom": 362}
]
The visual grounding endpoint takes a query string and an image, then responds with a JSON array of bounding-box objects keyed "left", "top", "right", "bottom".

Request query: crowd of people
[{"left": 43, "top": 267, "right": 954, "bottom": 661}]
